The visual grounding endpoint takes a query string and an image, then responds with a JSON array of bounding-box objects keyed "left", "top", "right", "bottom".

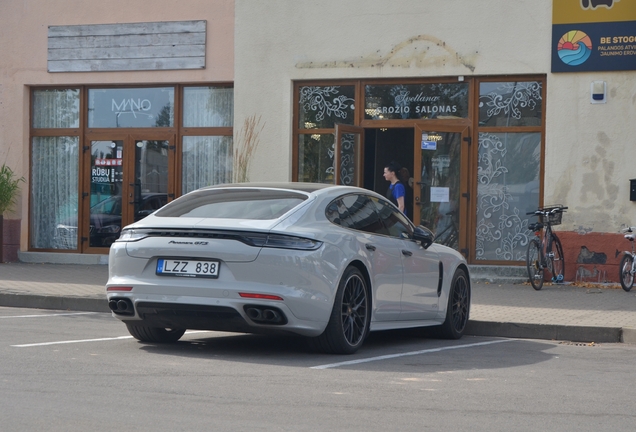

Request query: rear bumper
[{"left": 107, "top": 293, "right": 328, "bottom": 337}]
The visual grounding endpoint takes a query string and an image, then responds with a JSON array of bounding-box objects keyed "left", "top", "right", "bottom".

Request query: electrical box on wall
[
  {"left": 630, "top": 179, "right": 636, "bottom": 201},
  {"left": 591, "top": 81, "right": 606, "bottom": 104}
]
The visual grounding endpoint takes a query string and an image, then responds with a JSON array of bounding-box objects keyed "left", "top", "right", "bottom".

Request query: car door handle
[
  {"left": 401, "top": 250, "right": 413, "bottom": 256},
  {"left": 365, "top": 244, "right": 376, "bottom": 251}
]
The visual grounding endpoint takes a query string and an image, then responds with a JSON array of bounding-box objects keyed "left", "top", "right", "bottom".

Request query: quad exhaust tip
[
  {"left": 244, "top": 306, "right": 287, "bottom": 325},
  {"left": 109, "top": 298, "right": 135, "bottom": 316}
]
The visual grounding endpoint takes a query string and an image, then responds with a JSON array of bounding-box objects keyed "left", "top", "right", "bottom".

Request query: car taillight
[
  {"left": 239, "top": 233, "right": 322, "bottom": 250},
  {"left": 116, "top": 229, "right": 149, "bottom": 242}
]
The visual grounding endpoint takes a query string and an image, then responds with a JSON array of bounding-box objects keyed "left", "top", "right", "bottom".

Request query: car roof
[{"left": 199, "top": 182, "right": 371, "bottom": 195}]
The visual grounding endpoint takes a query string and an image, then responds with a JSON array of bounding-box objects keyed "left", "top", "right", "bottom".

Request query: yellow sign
[{"left": 553, "top": 0, "right": 636, "bottom": 24}]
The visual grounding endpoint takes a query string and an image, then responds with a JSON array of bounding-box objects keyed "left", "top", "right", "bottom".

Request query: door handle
[
  {"left": 365, "top": 244, "right": 376, "bottom": 251},
  {"left": 401, "top": 250, "right": 413, "bottom": 256}
]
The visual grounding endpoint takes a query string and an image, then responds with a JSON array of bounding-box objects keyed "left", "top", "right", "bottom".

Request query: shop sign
[
  {"left": 552, "top": 0, "right": 636, "bottom": 72},
  {"left": 365, "top": 83, "right": 468, "bottom": 120},
  {"left": 91, "top": 167, "right": 121, "bottom": 183},
  {"left": 88, "top": 87, "right": 175, "bottom": 128},
  {"left": 94, "top": 158, "right": 123, "bottom": 166}
]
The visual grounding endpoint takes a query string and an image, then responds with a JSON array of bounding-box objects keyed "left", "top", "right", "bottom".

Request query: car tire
[
  {"left": 125, "top": 324, "right": 186, "bottom": 343},
  {"left": 438, "top": 268, "right": 470, "bottom": 339},
  {"left": 310, "top": 266, "right": 370, "bottom": 355}
]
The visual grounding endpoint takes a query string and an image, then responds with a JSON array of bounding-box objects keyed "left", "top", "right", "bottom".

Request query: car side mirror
[{"left": 413, "top": 226, "right": 434, "bottom": 249}]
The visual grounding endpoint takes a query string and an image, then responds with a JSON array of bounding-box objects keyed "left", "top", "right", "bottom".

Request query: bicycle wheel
[
  {"left": 526, "top": 238, "right": 544, "bottom": 290},
  {"left": 619, "top": 254, "right": 634, "bottom": 292},
  {"left": 550, "top": 235, "right": 565, "bottom": 283}
]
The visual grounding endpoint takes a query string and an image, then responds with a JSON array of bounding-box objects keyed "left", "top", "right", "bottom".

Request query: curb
[
  {"left": 465, "top": 320, "right": 623, "bottom": 343},
  {"left": 1, "top": 293, "right": 633, "bottom": 344},
  {"left": 0, "top": 293, "right": 109, "bottom": 313}
]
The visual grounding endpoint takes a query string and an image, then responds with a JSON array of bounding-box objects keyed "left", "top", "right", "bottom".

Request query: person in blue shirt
[{"left": 383, "top": 161, "right": 406, "bottom": 216}]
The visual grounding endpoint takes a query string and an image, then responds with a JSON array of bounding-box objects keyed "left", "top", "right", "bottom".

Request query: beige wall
[
  {"left": 0, "top": 0, "right": 234, "bottom": 250},
  {"left": 235, "top": 0, "right": 636, "bottom": 234}
]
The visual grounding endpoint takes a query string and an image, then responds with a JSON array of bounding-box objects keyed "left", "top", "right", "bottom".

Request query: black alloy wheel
[
  {"left": 439, "top": 268, "right": 470, "bottom": 339},
  {"left": 311, "top": 266, "right": 370, "bottom": 355}
]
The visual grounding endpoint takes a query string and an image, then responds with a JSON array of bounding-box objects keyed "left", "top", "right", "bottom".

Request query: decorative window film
[
  {"left": 479, "top": 82, "right": 543, "bottom": 127},
  {"left": 182, "top": 136, "right": 233, "bottom": 194},
  {"left": 365, "top": 83, "right": 469, "bottom": 120},
  {"left": 31, "top": 136, "right": 79, "bottom": 249},
  {"left": 475, "top": 132, "right": 541, "bottom": 261},
  {"left": 338, "top": 132, "right": 357, "bottom": 186},
  {"left": 32, "top": 89, "right": 80, "bottom": 128},
  {"left": 298, "top": 134, "right": 335, "bottom": 183},
  {"left": 183, "top": 87, "right": 234, "bottom": 127},
  {"left": 298, "top": 86, "right": 355, "bottom": 129},
  {"left": 88, "top": 87, "right": 175, "bottom": 128}
]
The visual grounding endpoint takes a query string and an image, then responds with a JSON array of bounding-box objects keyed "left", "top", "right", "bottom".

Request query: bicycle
[
  {"left": 526, "top": 205, "right": 568, "bottom": 290},
  {"left": 618, "top": 226, "right": 636, "bottom": 292}
]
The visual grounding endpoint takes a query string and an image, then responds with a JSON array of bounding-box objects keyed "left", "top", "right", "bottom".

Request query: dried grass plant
[{"left": 234, "top": 115, "right": 264, "bottom": 183}]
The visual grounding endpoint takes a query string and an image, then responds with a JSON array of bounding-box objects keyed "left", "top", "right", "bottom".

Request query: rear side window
[
  {"left": 155, "top": 189, "right": 308, "bottom": 220},
  {"left": 326, "top": 194, "right": 388, "bottom": 235}
]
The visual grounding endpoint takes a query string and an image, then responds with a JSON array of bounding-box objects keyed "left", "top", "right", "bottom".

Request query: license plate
[{"left": 156, "top": 259, "right": 220, "bottom": 278}]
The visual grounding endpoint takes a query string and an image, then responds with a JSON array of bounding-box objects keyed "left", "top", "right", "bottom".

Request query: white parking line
[
  {"left": 311, "top": 339, "right": 514, "bottom": 369},
  {"left": 11, "top": 330, "right": 211, "bottom": 348},
  {"left": 0, "top": 312, "right": 98, "bottom": 319}
]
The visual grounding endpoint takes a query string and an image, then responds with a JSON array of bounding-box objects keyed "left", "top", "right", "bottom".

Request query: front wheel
[
  {"left": 438, "top": 268, "right": 470, "bottom": 339},
  {"left": 310, "top": 266, "right": 370, "bottom": 354},
  {"left": 550, "top": 235, "right": 565, "bottom": 283},
  {"left": 526, "top": 238, "right": 544, "bottom": 290},
  {"left": 125, "top": 324, "right": 186, "bottom": 343},
  {"left": 619, "top": 254, "right": 635, "bottom": 292}
]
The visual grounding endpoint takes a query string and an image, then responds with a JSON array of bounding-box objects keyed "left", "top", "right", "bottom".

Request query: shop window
[
  {"left": 88, "top": 87, "right": 174, "bottom": 128},
  {"left": 479, "top": 82, "right": 543, "bottom": 127},
  {"left": 298, "top": 134, "right": 336, "bottom": 183},
  {"left": 298, "top": 86, "right": 355, "bottom": 129},
  {"left": 475, "top": 132, "right": 541, "bottom": 261},
  {"left": 32, "top": 89, "right": 80, "bottom": 128},
  {"left": 30, "top": 136, "right": 79, "bottom": 250},
  {"left": 182, "top": 136, "right": 233, "bottom": 194},
  {"left": 183, "top": 87, "right": 234, "bottom": 127}
]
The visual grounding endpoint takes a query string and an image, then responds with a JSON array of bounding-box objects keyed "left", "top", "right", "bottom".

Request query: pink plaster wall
[
  {"left": 558, "top": 231, "right": 627, "bottom": 284},
  {"left": 0, "top": 0, "right": 235, "bottom": 252}
]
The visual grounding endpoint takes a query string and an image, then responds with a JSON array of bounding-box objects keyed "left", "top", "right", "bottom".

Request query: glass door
[
  {"left": 334, "top": 124, "right": 364, "bottom": 186},
  {"left": 84, "top": 134, "right": 174, "bottom": 251},
  {"left": 413, "top": 125, "right": 470, "bottom": 255},
  {"left": 88, "top": 139, "right": 125, "bottom": 248}
]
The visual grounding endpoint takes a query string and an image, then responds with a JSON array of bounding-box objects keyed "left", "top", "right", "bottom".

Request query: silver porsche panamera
[{"left": 106, "top": 183, "right": 471, "bottom": 354}]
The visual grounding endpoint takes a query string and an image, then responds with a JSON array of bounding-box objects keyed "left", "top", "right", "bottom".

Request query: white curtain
[
  {"left": 182, "top": 136, "right": 233, "bottom": 194},
  {"left": 32, "top": 89, "right": 80, "bottom": 129},
  {"left": 183, "top": 87, "right": 233, "bottom": 127},
  {"left": 31, "top": 136, "right": 79, "bottom": 249},
  {"left": 181, "top": 87, "right": 234, "bottom": 193}
]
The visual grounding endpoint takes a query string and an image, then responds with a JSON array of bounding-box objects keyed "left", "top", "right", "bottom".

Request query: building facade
[
  {"left": 0, "top": 0, "right": 235, "bottom": 263},
  {"left": 1, "top": 0, "right": 635, "bottom": 282},
  {"left": 233, "top": 0, "right": 636, "bottom": 282}
]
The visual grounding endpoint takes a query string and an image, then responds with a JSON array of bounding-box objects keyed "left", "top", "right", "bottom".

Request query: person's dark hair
[{"left": 384, "top": 161, "right": 401, "bottom": 174}]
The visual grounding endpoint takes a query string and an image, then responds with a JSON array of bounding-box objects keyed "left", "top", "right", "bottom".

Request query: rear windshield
[{"left": 154, "top": 188, "right": 308, "bottom": 220}]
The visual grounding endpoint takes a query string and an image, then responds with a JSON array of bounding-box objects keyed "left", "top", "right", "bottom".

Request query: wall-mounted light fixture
[{"left": 591, "top": 81, "right": 606, "bottom": 104}]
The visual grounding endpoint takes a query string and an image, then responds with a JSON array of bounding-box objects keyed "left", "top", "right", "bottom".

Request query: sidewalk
[{"left": 1, "top": 262, "right": 635, "bottom": 343}]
